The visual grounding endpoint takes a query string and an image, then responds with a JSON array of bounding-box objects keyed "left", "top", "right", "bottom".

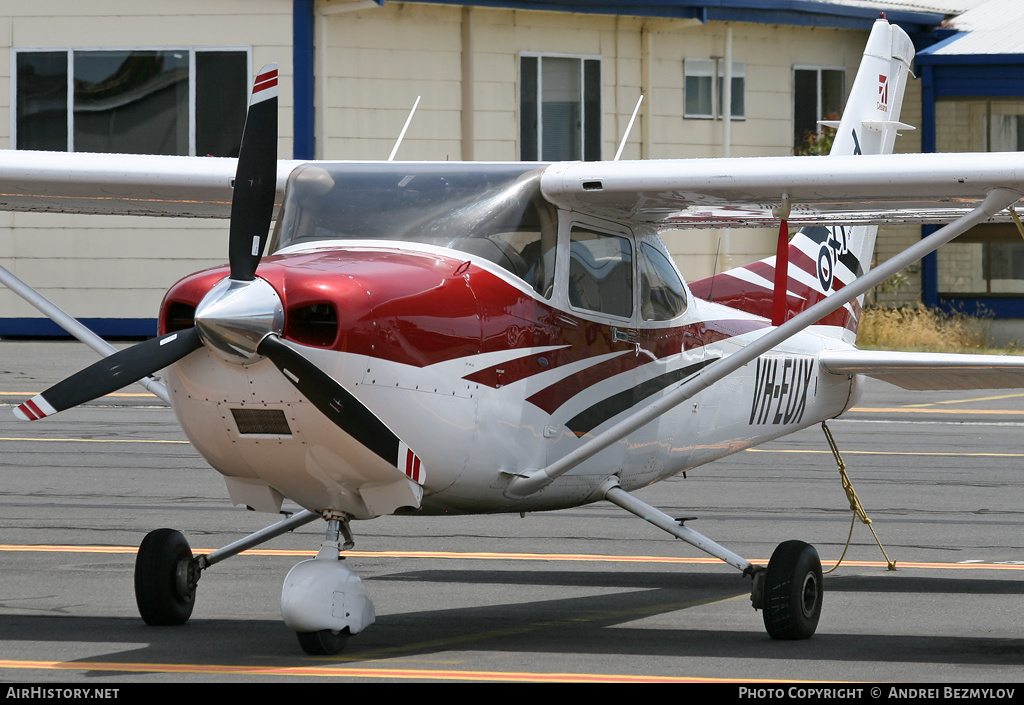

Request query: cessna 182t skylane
[{"left": 7, "top": 18, "right": 1024, "bottom": 654}]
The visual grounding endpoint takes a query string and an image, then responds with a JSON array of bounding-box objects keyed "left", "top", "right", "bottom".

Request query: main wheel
[
  {"left": 134, "top": 528, "right": 196, "bottom": 626},
  {"left": 762, "top": 540, "right": 822, "bottom": 640},
  {"left": 297, "top": 628, "right": 349, "bottom": 655}
]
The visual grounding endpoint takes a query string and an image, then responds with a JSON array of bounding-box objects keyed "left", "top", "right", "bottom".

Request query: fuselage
[{"left": 159, "top": 236, "right": 858, "bottom": 520}]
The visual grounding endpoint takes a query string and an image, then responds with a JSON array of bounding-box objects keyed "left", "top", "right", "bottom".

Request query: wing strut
[
  {"left": 505, "top": 188, "right": 1022, "bottom": 498},
  {"left": 0, "top": 263, "right": 169, "bottom": 403}
]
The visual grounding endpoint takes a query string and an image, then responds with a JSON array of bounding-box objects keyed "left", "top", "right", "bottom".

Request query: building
[{"left": 0, "top": 1, "right": 976, "bottom": 336}]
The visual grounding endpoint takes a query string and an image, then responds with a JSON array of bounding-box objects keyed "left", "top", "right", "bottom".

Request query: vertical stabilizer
[{"left": 690, "top": 19, "right": 915, "bottom": 343}]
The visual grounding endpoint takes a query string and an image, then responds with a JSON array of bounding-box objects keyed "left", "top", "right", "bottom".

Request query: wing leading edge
[
  {"left": 539, "top": 152, "right": 1024, "bottom": 229},
  {"left": 0, "top": 150, "right": 301, "bottom": 218},
  {"left": 820, "top": 350, "right": 1024, "bottom": 391}
]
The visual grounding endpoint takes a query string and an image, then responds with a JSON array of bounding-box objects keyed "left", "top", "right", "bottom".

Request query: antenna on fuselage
[
  {"left": 614, "top": 94, "right": 644, "bottom": 161},
  {"left": 388, "top": 95, "right": 422, "bottom": 161}
]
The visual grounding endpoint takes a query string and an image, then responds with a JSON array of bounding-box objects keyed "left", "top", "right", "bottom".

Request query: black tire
[
  {"left": 297, "top": 629, "right": 349, "bottom": 655},
  {"left": 762, "top": 540, "right": 822, "bottom": 640},
  {"left": 134, "top": 528, "right": 196, "bottom": 626}
]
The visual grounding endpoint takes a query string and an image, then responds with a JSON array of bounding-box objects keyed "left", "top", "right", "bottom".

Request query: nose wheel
[{"left": 134, "top": 528, "right": 200, "bottom": 626}]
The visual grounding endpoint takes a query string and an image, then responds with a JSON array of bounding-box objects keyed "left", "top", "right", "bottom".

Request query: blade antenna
[
  {"left": 614, "top": 94, "right": 644, "bottom": 161},
  {"left": 708, "top": 236, "right": 723, "bottom": 303},
  {"left": 388, "top": 95, "right": 421, "bottom": 162}
]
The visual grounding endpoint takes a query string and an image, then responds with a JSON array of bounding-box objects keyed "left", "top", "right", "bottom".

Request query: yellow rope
[{"left": 821, "top": 421, "right": 896, "bottom": 573}]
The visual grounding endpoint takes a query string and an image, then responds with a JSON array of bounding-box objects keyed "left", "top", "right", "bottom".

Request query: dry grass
[{"left": 856, "top": 305, "right": 995, "bottom": 353}]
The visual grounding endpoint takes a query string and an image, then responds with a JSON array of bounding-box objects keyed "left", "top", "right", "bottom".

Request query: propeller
[
  {"left": 14, "top": 328, "right": 202, "bottom": 420},
  {"left": 13, "top": 63, "right": 426, "bottom": 484}
]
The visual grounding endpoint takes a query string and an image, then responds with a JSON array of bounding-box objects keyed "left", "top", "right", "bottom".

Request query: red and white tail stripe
[
  {"left": 249, "top": 64, "right": 278, "bottom": 106},
  {"left": 398, "top": 441, "right": 425, "bottom": 485},
  {"left": 14, "top": 394, "right": 57, "bottom": 421}
]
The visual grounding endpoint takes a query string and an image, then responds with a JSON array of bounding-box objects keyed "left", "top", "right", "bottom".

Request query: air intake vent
[
  {"left": 231, "top": 408, "right": 292, "bottom": 435},
  {"left": 285, "top": 303, "right": 339, "bottom": 347},
  {"left": 163, "top": 301, "right": 196, "bottom": 333}
]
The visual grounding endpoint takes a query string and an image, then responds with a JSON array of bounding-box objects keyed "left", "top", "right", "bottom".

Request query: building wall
[
  {"left": 0, "top": 1, "right": 896, "bottom": 331},
  {"left": 0, "top": 0, "right": 293, "bottom": 328}
]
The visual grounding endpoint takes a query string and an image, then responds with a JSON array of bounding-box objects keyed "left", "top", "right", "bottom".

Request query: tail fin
[{"left": 690, "top": 19, "right": 915, "bottom": 343}]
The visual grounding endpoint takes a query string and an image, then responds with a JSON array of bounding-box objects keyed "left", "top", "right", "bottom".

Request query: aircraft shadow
[{"left": 3, "top": 568, "right": 1024, "bottom": 671}]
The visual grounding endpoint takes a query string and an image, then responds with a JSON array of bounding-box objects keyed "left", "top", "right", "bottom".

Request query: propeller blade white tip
[{"left": 13, "top": 394, "right": 56, "bottom": 421}]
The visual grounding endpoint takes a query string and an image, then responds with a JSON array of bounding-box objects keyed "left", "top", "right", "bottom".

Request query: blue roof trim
[
  {"left": 293, "top": 0, "right": 316, "bottom": 160},
  {"left": 395, "top": 1, "right": 943, "bottom": 31},
  {"left": 915, "top": 30, "right": 966, "bottom": 56},
  {"left": 917, "top": 52, "right": 1024, "bottom": 66},
  {"left": 0, "top": 318, "right": 158, "bottom": 339}
]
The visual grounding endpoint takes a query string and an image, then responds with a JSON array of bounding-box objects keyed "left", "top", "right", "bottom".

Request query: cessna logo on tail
[{"left": 878, "top": 74, "right": 889, "bottom": 112}]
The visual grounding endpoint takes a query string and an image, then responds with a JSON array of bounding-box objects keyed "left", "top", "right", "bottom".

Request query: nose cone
[{"left": 194, "top": 277, "right": 284, "bottom": 363}]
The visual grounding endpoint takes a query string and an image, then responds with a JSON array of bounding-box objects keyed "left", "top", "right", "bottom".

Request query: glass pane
[
  {"left": 196, "top": 51, "right": 248, "bottom": 157},
  {"left": 639, "top": 242, "right": 686, "bottom": 320},
  {"left": 583, "top": 59, "right": 601, "bottom": 161},
  {"left": 541, "top": 57, "right": 581, "bottom": 161},
  {"left": 568, "top": 227, "right": 633, "bottom": 318},
  {"left": 731, "top": 76, "right": 745, "bottom": 118},
  {"left": 686, "top": 75, "right": 712, "bottom": 117},
  {"left": 821, "top": 69, "right": 845, "bottom": 117},
  {"left": 793, "top": 69, "right": 818, "bottom": 147},
  {"left": 16, "top": 52, "right": 68, "bottom": 151},
  {"left": 520, "top": 56, "right": 538, "bottom": 161},
  {"left": 74, "top": 50, "right": 189, "bottom": 155}
]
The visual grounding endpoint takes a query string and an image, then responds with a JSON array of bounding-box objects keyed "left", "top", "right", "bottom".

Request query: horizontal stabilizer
[
  {"left": 820, "top": 350, "right": 1024, "bottom": 390},
  {"left": 862, "top": 120, "right": 915, "bottom": 132}
]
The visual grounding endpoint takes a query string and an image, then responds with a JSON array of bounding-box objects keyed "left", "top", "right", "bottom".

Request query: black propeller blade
[
  {"left": 257, "top": 334, "right": 422, "bottom": 479},
  {"left": 14, "top": 327, "right": 202, "bottom": 421},
  {"left": 228, "top": 64, "right": 279, "bottom": 282},
  {"left": 14, "top": 65, "right": 281, "bottom": 423}
]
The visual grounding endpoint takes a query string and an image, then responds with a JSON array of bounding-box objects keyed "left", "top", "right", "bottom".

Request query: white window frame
[
  {"left": 684, "top": 58, "right": 745, "bottom": 121},
  {"left": 12, "top": 46, "right": 252, "bottom": 155},
  {"left": 519, "top": 52, "right": 602, "bottom": 161},
  {"left": 792, "top": 65, "right": 846, "bottom": 140}
]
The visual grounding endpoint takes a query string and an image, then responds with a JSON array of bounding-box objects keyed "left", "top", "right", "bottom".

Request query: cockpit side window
[
  {"left": 568, "top": 226, "right": 633, "bottom": 319},
  {"left": 639, "top": 241, "right": 687, "bottom": 320}
]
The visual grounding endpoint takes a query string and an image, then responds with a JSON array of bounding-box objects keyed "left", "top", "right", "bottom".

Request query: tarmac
[{"left": 2, "top": 340, "right": 1024, "bottom": 683}]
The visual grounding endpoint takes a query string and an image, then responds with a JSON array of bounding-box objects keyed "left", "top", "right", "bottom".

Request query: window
[
  {"left": 520, "top": 55, "right": 601, "bottom": 161},
  {"left": 15, "top": 48, "right": 249, "bottom": 156},
  {"left": 793, "top": 67, "right": 845, "bottom": 150},
  {"left": 568, "top": 226, "right": 633, "bottom": 318},
  {"left": 684, "top": 59, "right": 745, "bottom": 120},
  {"left": 638, "top": 242, "right": 687, "bottom": 320}
]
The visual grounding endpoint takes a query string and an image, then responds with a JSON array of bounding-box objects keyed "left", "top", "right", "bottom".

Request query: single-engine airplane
[{"left": 6, "top": 18, "right": 1024, "bottom": 654}]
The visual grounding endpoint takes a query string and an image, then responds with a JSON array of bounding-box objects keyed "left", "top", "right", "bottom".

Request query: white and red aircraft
[{"left": 5, "top": 18, "right": 1024, "bottom": 654}]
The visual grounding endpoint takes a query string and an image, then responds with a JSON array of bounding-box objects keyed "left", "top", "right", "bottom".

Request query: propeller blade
[
  {"left": 14, "top": 328, "right": 202, "bottom": 421},
  {"left": 228, "top": 64, "right": 279, "bottom": 282},
  {"left": 256, "top": 335, "right": 425, "bottom": 484}
]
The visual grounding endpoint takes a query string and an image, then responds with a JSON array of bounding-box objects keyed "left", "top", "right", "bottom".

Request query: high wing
[
  {"left": 2, "top": 149, "right": 1023, "bottom": 226},
  {"left": 0, "top": 149, "right": 301, "bottom": 218},
  {"left": 820, "top": 350, "right": 1024, "bottom": 391},
  {"left": 540, "top": 152, "right": 1024, "bottom": 228}
]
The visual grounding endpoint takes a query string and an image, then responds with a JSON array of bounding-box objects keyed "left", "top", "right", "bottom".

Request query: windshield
[{"left": 269, "top": 163, "right": 558, "bottom": 297}]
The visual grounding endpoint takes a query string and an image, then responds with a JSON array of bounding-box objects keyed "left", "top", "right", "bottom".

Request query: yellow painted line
[
  {"left": 0, "top": 659, "right": 802, "bottom": 682},
  {"left": 2, "top": 544, "right": 1021, "bottom": 570},
  {"left": 0, "top": 437, "right": 188, "bottom": 444},
  {"left": 903, "top": 392, "right": 1024, "bottom": 408},
  {"left": 0, "top": 391, "right": 156, "bottom": 398},
  {"left": 850, "top": 406, "right": 1024, "bottom": 415},
  {"left": 748, "top": 448, "right": 1024, "bottom": 458}
]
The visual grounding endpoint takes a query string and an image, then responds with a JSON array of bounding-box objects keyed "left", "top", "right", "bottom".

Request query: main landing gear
[
  {"left": 132, "top": 509, "right": 375, "bottom": 654},
  {"left": 598, "top": 477, "right": 822, "bottom": 640}
]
